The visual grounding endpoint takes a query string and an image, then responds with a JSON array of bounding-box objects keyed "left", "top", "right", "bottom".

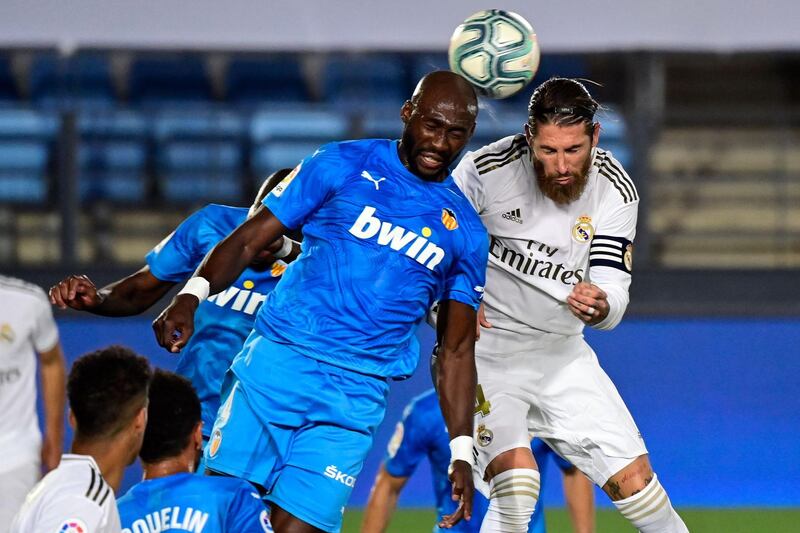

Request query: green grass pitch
[{"left": 341, "top": 508, "right": 800, "bottom": 533}]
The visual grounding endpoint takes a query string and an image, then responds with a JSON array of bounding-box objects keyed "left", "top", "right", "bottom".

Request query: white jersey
[
  {"left": 11, "top": 454, "right": 121, "bottom": 533},
  {"left": 0, "top": 276, "right": 60, "bottom": 472},
  {"left": 453, "top": 134, "right": 638, "bottom": 347}
]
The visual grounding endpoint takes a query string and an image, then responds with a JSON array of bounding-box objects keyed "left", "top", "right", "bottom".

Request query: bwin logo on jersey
[
  {"left": 208, "top": 286, "right": 267, "bottom": 315},
  {"left": 349, "top": 206, "right": 445, "bottom": 271},
  {"left": 324, "top": 465, "right": 356, "bottom": 487}
]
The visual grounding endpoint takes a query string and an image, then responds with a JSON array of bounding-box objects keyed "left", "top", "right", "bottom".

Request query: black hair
[
  {"left": 527, "top": 77, "right": 599, "bottom": 136},
  {"left": 67, "top": 345, "right": 151, "bottom": 438},
  {"left": 138, "top": 369, "right": 201, "bottom": 463}
]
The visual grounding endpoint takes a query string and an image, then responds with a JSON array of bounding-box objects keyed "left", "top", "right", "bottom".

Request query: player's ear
[
  {"left": 193, "top": 422, "right": 203, "bottom": 450},
  {"left": 133, "top": 405, "right": 148, "bottom": 434},
  {"left": 68, "top": 409, "right": 77, "bottom": 431},
  {"left": 400, "top": 100, "right": 413, "bottom": 124},
  {"left": 591, "top": 122, "right": 600, "bottom": 148}
]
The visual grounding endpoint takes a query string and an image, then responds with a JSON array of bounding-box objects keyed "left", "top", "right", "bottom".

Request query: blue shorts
[{"left": 204, "top": 332, "right": 389, "bottom": 532}]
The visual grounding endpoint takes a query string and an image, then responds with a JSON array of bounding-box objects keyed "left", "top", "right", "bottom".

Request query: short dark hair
[
  {"left": 527, "top": 77, "right": 599, "bottom": 136},
  {"left": 139, "top": 369, "right": 201, "bottom": 463},
  {"left": 67, "top": 345, "right": 151, "bottom": 438}
]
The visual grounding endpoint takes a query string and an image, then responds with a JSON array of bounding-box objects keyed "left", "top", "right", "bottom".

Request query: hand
[
  {"left": 40, "top": 432, "right": 62, "bottom": 472},
  {"left": 476, "top": 303, "right": 492, "bottom": 341},
  {"left": 439, "top": 460, "right": 473, "bottom": 528},
  {"left": 152, "top": 294, "right": 200, "bottom": 353},
  {"left": 567, "top": 282, "right": 609, "bottom": 326},
  {"left": 49, "top": 275, "right": 101, "bottom": 310}
]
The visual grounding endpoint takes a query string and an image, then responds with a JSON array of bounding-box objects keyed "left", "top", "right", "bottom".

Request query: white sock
[
  {"left": 479, "top": 469, "right": 540, "bottom": 533},
  {"left": 613, "top": 474, "right": 689, "bottom": 533}
]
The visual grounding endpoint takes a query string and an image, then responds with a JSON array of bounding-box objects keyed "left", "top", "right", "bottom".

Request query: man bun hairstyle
[
  {"left": 527, "top": 77, "right": 599, "bottom": 136},
  {"left": 139, "top": 369, "right": 201, "bottom": 463},
  {"left": 67, "top": 345, "right": 151, "bottom": 438}
]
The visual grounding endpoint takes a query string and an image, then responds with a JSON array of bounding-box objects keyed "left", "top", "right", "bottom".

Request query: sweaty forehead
[{"left": 416, "top": 95, "right": 477, "bottom": 124}]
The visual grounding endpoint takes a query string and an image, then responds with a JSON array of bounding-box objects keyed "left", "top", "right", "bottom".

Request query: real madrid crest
[
  {"left": 571, "top": 215, "right": 594, "bottom": 243},
  {"left": 624, "top": 243, "right": 634, "bottom": 272},
  {"left": 477, "top": 424, "right": 493, "bottom": 447}
]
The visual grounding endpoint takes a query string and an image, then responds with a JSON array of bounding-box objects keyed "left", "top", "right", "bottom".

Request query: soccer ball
[{"left": 448, "top": 9, "right": 540, "bottom": 99}]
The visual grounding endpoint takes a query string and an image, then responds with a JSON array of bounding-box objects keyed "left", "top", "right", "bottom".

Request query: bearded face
[{"left": 526, "top": 121, "right": 599, "bottom": 205}]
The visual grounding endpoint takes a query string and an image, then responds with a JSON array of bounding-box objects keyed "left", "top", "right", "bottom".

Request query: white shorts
[
  {"left": 472, "top": 331, "right": 647, "bottom": 488},
  {"left": 0, "top": 460, "right": 39, "bottom": 533}
]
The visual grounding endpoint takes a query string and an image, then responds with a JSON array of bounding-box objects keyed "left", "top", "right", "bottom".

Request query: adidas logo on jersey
[
  {"left": 502, "top": 208, "right": 523, "bottom": 224},
  {"left": 349, "top": 206, "right": 445, "bottom": 271}
]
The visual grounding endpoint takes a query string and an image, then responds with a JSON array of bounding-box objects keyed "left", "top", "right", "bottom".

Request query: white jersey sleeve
[
  {"left": 452, "top": 150, "right": 487, "bottom": 214},
  {"left": 31, "top": 287, "right": 59, "bottom": 353},
  {"left": 588, "top": 157, "right": 639, "bottom": 330}
]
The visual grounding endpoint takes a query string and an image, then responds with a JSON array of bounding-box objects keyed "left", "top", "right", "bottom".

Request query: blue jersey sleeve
[
  {"left": 441, "top": 232, "right": 489, "bottom": 310},
  {"left": 145, "top": 206, "right": 218, "bottom": 282},
  {"left": 225, "top": 481, "right": 271, "bottom": 533},
  {"left": 262, "top": 144, "right": 345, "bottom": 230},
  {"left": 383, "top": 403, "right": 428, "bottom": 479}
]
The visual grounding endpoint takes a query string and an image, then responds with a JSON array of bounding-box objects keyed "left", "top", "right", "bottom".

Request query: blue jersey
[
  {"left": 146, "top": 204, "right": 286, "bottom": 434},
  {"left": 384, "top": 389, "right": 573, "bottom": 533},
  {"left": 257, "top": 139, "right": 488, "bottom": 379},
  {"left": 118, "top": 473, "right": 271, "bottom": 533}
]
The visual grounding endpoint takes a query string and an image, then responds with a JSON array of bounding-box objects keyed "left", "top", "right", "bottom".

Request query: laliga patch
[
  {"left": 58, "top": 519, "right": 87, "bottom": 533},
  {"left": 477, "top": 424, "right": 493, "bottom": 447},
  {"left": 259, "top": 510, "right": 274, "bottom": 533},
  {"left": 441, "top": 208, "right": 459, "bottom": 230},
  {"left": 387, "top": 422, "right": 404, "bottom": 458},
  {"left": 571, "top": 215, "right": 594, "bottom": 243},
  {"left": 624, "top": 243, "right": 634, "bottom": 272},
  {"left": 271, "top": 163, "right": 301, "bottom": 197}
]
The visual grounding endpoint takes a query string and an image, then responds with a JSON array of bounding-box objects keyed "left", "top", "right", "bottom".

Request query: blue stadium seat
[
  {"left": 250, "top": 108, "right": 348, "bottom": 142},
  {"left": 78, "top": 110, "right": 149, "bottom": 203},
  {"left": 157, "top": 139, "right": 243, "bottom": 204},
  {"left": 30, "top": 53, "right": 116, "bottom": 109},
  {"left": 153, "top": 109, "right": 244, "bottom": 141},
  {"left": 0, "top": 141, "right": 50, "bottom": 203},
  {"left": 0, "top": 109, "right": 58, "bottom": 139},
  {"left": 226, "top": 56, "right": 311, "bottom": 104},
  {"left": 129, "top": 56, "right": 212, "bottom": 105},
  {"left": 251, "top": 141, "right": 320, "bottom": 179},
  {"left": 160, "top": 172, "right": 244, "bottom": 204},
  {"left": 598, "top": 109, "right": 628, "bottom": 141},
  {"left": 360, "top": 107, "right": 401, "bottom": 139},
  {"left": 321, "top": 54, "right": 409, "bottom": 108}
]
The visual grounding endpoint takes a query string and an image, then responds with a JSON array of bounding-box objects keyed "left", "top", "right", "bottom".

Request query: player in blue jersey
[
  {"left": 361, "top": 389, "right": 595, "bottom": 533},
  {"left": 118, "top": 369, "right": 273, "bottom": 533},
  {"left": 49, "top": 169, "right": 298, "bottom": 447},
  {"left": 153, "top": 71, "right": 488, "bottom": 533}
]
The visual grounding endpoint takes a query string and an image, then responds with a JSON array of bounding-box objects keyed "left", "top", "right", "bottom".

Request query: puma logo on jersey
[
  {"left": 502, "top": 208, "right": 523, "bottom": 224},
  {"left": 349, "top": 206, "right": 445, "bottom": 271},
  {"left": 361, "top": 170, "right": 387, "bottom": 190},
  {"left": 207, "top": 287, "right": 267, "bottom": 315},
  {"left": 324, "top": 465, "right": 357, "bottom": 487}
]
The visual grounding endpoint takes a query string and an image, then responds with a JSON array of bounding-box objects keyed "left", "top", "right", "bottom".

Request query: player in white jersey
[
  {"left": 451, "top": 78, "right": 688, "bottom": 532},
  {"left": 11, "top": 345, "right": 151, "bottom": 533},
  {"left": 0, "top": 276, "right": 66, "bottom": 532}
]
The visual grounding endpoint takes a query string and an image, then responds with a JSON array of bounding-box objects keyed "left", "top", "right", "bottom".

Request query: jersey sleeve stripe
[
  {"left": 596, "top": 151, "right": 638, "bottom": 202},
  {"left": 477, "top": 150, "right": 527, "bottom": 175},
  {"left": 92, "top": 474, "right": 106, "bottom": 502},
  {"left": 97, "top": 485, "right": 112, "bottom": 507},
  {"left": 473, "top": 135, "right": 526, "bottom": 167},
  {"left": 600, "top": 153, "right": 638, "bottom": 201},
  {"left": 597, "top": 166, "right": 632, "bottom": 203},
  {"left": 85, "top": 467, "right": 96, "bottom": 498}
]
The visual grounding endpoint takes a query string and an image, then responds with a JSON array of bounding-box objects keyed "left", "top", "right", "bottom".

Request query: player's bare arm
[
  {"left": 153, "top": 207, "right": 287, "bottom": 353},
  {"left": 434, "top": 299, "right": 478, "bottom": 528},
  {"left": 361, "top": 466, "right": 410, "bottom": 533},
  {"left": 50, "top": 268, "right": 175, "bottom": 316},
  {"left": 38, "top": 342, "right": 65, "bottom": 472},
  {"left": 567, "top": 281, "right": 609, "bottom": 325}
]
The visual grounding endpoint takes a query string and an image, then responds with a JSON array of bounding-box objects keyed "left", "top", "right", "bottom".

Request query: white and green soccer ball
[{"left": 448, "top": 9, "right": 540, "bottom": 99}]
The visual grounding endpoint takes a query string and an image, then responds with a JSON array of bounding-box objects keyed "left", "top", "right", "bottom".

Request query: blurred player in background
[
  {"left": 49, "top": 169, "right": 298, "bottom": 454},
  {"left": 361, "top": 388, "right": 595, "bottom": 533},
  {"left": 0, "top": 276, "right": 66, "bottom": 533},
  {"left": 451, "top": 77, "right": 688, "bottom": 532},
  {"left": 153, "top": 71, "right": 487, "bottom": 533},
  {"left": 118, "top": 369, "right": 272, "bottom": 533},
  {"left": 11, "top": 345, "right": 151, "bottom": 533}
]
